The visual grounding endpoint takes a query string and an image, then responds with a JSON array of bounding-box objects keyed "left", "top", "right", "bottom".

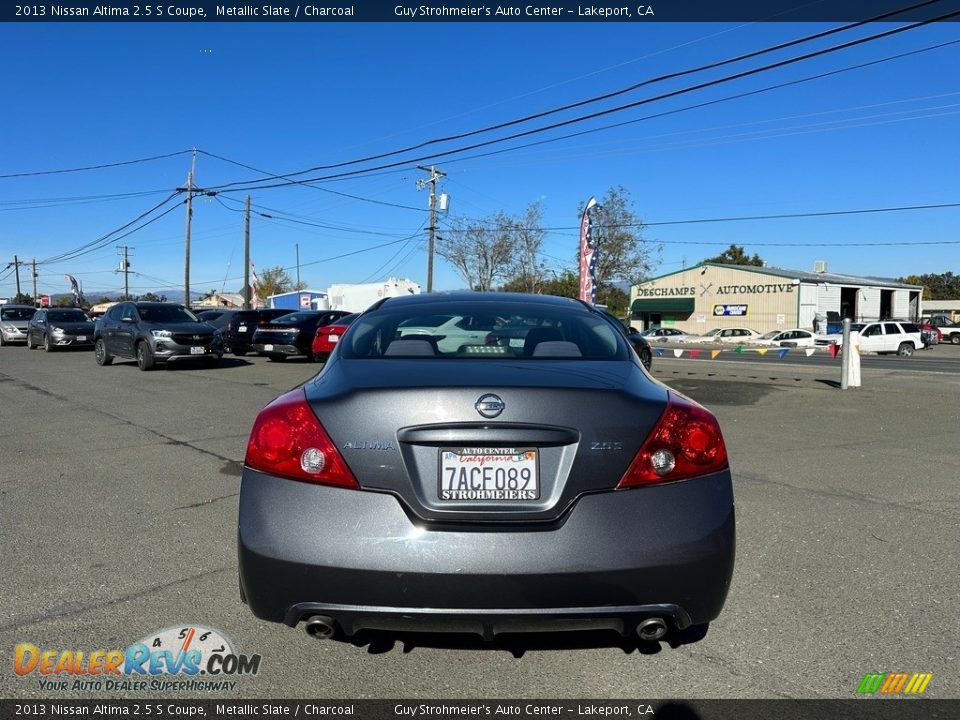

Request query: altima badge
[{"left": 475, "top": 393, "right": 505, "bottom": 419}]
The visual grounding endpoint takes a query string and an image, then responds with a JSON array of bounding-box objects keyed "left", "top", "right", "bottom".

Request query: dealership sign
[{"left": 714, "top": 304, "right": 748, "bottom": 316}]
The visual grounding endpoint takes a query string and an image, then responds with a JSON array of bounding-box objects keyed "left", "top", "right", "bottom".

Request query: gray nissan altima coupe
[{"left": 238, "top": 292, "right": 735, "bottom": 643}]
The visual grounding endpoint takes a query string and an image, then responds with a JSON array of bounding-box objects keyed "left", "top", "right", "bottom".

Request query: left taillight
[
  {"left": 244, "top": 388, "right": 359, "bottom": 489},
  {"left": 618, "top": 392, "right": 728, "bottom": 488}
]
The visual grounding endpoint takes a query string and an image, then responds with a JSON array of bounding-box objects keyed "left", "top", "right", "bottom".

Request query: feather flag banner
[{"left": 578, "top": 197, "right": 598, "bottom": 304}]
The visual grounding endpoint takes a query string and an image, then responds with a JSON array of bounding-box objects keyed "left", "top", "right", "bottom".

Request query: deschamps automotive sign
[{"left": 637, "top": 283, "right": 795, "bottom": 297}]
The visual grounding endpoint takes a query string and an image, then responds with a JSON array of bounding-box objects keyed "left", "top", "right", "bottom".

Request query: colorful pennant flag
[
  {"left": 805, "top": 348, "right": 816, "bottom": 357},
  {"left": 689, "top": 349, "right": 701, "bottom": 358},
  {"left": 757, "top": 348, "right": 767, "bottom": 356},
  {"left": 673, "top": 349, "right": 684, "bottom": 358},
  {"left": 778, "top": 348, "right": 789, "bottom": 359},
  {"left": 711, "top": 349, "right": 722, "bottom": 359},
  {"left": 734, "top": 346, "right": 743, "bottom": 354},
  {"left": 828, "top": 343, "right": 839, "bottom": 359},
  {"left": 654, "top": 347, "right": 664, "bottom": 357}
]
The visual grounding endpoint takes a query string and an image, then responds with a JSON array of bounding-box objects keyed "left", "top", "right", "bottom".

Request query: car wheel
[
  {"left": 136, "top": 341, "right": 155, "bottom": 371},
  {"left": 952, "top": 335, "right": 960, "bottom": 345},
  {"left": 94, "top": 339, "right": 113, "bottom": 366},
  {"left": 26, "top": 334, "right": 35, "bottom": 350},
  {"left": 640, "top": 348, "right": 652, "bottom": 371},
  {"left": 0, "top": 332, "right": 5, "bottom": 347},
  {"left": 897, "top": 342, "right": 914, "bottom": 357},
  {"left": 43, "top": 333, "right": 54, "bottom": 352}
]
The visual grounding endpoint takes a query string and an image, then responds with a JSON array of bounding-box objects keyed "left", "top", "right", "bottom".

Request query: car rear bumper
[
  {"left": 252, "top": 343, "right": 302, "bottom": 356},
  {"left": 152, "top": 342, "right": 221, "bottom": 361},
  {"left": 238, "top": 469, "right": 735, "bottom": 636}
]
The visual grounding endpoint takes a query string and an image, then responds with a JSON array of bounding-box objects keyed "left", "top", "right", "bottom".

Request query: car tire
[
  {"left": 897, "top": 342, "right": 914, "bottom": 358},
  {"left": 0, "top": 332, "right": 5, "bottom": 347},
  {"left": 94, "top": 339, "right": 113, "bottom": 366},
  {"left": 951, "top": 335, "right": 960, "bottom": 345},
  {"left": 136, "top": 341, "right": 155, "bottom": 371},
  {"left": 26, "top": 334, "right": 35, "bottom": 350},
  {"left": 640, "top": 348, "right": 652, "bottom": 371},
  {"left": 43, "top": 333, "right": 54, "bottom": 352}
]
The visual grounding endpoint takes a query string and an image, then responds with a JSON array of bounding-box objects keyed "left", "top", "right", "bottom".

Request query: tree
[
  {"left": 258, "top": 266, "right": 295, "bottom": 300},
  {"left": 55, "top": 296, "right": 76, "bottom": 307},
  {"left": 575, "top": 186, "right": 659, "bottom": 289},
  {"left": 11, "top": 293, "right": 34, "bottom": 305},
  {"left": 537, "top": 270, "right": 579, "bottom": 299},
  {"left": 138, "top": 292, "right": 167, "bottom": 302},
  {"left": 504, "top": 202, "right": 548, "bottom": 293},
  {"left": 437, "top": 215, "right": 515, "bottom": 291},
  {"left": 897, "top": 272, "right": 960, "bottom": 300},
  {"left": 702, "top": 244, "right": 765, "bottom": 266}
]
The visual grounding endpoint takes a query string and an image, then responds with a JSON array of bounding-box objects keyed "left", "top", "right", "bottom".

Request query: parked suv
[
  {"left": 252, "top": 310, "right": 351, "bottom": 361},
  {"left": 0, "top": 304, "right": 37, "bottom": 346},
  {"left": 223, "top": 309, "right": 293, "bottom": 356},
  {"left": 27, "top": 308, "right": 95, "bottom": 351},
  {"left": 857, "top": 321, "right": 923, "bottom": 357},
  {"left": 93, "top": 302, "right": 223, "bottom": 371}
]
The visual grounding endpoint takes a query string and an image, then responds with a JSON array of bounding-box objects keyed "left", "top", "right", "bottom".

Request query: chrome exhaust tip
[
  {"left": 303, "top": 615, "right": 337, "bottom": 640},
  {"left": 636, "top": 617, "right": 668, "bottom": 642}
]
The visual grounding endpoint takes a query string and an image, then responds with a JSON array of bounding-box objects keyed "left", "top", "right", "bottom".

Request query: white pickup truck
[{"left": 929, "top": 317, "right": 960, "bottom": 345}]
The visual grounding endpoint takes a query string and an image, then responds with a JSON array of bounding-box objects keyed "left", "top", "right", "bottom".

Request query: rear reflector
[
  {"left": 244, "top": 388, "right": 359, "bottom": 489},
  {"left": 618, "top": 392, "right": 728, "bottom": 488}
]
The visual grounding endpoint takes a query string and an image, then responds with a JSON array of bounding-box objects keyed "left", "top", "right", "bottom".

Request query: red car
[{"left": 311, "top": 313, "right": 359, "bottom": 362}]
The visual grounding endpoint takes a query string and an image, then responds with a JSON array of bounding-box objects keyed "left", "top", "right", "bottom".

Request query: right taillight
[
  {"left": 244, "top": 388, "right": 359, "bottom": 489},
  {"left": 618, "top": 392, "right": 728, "bottom": 488}
]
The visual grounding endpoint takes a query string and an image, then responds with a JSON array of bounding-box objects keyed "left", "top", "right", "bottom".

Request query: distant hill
[{"left": 46, "top": 290, "right": 205, "bottom": 305}]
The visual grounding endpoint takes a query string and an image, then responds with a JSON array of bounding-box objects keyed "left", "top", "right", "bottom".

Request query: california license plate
[
  {"left": 263, "top": 344, "right": 274, "bottom": 351},
  {"left": 190, "top": 346, "right": 205, "bottom": 355},
  {"left": 439, "top": 448, "right": 538, "bottom": 501},
  {"left": 77, "top": 336, "right": 87, "bottom": 341},
  {"left": 238, "top": 325, "right": 248, "bottom": 332}
]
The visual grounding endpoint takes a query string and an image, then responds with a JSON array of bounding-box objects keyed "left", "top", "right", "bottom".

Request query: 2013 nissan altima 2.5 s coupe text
[{"left": 238, "top": 292, "right": 735, "bottom": 644}]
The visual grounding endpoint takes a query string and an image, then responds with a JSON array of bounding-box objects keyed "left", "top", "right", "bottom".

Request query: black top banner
[{"left": 5, "top": 0, "right": 960, "bottom": 22}]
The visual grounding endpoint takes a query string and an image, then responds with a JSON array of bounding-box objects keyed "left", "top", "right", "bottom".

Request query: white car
[
  {"left": 702, "top": 327, "right": 762, "bottom": 344},
  {"left": 752, "top": 328, "right": 819, "bottom": 348},
  {"left": 640, "top": 327, "right": 700, "bottom": 343},
  {"left": 397, "top": 313, "right": 503, "bottom": 353}
]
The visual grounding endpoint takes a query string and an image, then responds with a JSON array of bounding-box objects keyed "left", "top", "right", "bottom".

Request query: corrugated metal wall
[
  {"left": 893, "top": 290, "right": 911, "bottom": 319},
  {"left": 798, "top": 284, "right": 818, "bottom": 328},
  {"left": 859, "top": 287, "right": 881, "bottom": 321},
  {"left": 817, "top": 285, "right": 841, "bottom": 315}
]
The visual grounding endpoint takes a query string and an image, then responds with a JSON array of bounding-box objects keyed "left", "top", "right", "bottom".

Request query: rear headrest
[
  {"left": 522, "top": 327, "right": 563, "bottom": 355},
  {"left": 384, "top": 338, "right": 436, "bottom": 356}
]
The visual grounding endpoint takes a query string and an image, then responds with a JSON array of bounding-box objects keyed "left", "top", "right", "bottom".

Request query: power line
[
  {"left": 0, "top": 150, "right": 192, "bottom": 180},
  {"left": 207, "top": 1, "right": 946, "bottom": 192},
  {"left": 199, "top": 150, "right": 427, "bottom": 211},
  {"left": 37, "top": 193, "right": 183, "bottom": 267},
  {"left": 212, "top": 15, "right": 960, "bottom": 193},
  {"left": 441, "top": 38, "right": 960, "bottom": 169}
]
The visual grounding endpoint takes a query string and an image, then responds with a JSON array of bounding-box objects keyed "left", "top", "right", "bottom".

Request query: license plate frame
[
  {"left": 190, "top": 346, "right": 205, "bottom": 355},
  {"left": 438, "top": 447, "right": 539, "bottom": 501}
]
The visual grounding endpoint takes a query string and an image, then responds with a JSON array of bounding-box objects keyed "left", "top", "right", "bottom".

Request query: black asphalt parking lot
[{"left": 0, "top": 347, "right": 957, "bottom": 699}]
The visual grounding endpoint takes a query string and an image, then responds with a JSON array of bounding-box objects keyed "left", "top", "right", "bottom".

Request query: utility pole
[
  {"left": 117, "top": 246, "right": 133, "bottom": 299},
  {"left": 31, "top": 259, "right": 38, "bottom": 306},
  {"left": 6, "top": 256, "right": 24, "bottom": 299},
  {"left": 295, "top": 243, "right": 300, "bottom": 289},
  {"left": 182, "top": 149, "right": 197, "bottom": 307},
  {"left": 243, "top": 195, "right": 251, "bottom": 310},
  {"left": 417, "top": 165, "right": 445, "bottom": 293}
]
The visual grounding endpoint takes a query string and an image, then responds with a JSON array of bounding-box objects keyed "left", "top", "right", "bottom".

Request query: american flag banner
[
  {"left": 64, "top": 274, "right": 81, "bottom": 302},
  {"left": 250, "top": 261, "right": 260, "bottom": 308},
  {"left": 578, "top": 197, "right": 598, "bottom": 303}
]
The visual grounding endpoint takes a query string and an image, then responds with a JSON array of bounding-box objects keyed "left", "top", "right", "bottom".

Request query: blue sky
[{"left": 1, "top": 21, "right": 958, "bottom": 300}]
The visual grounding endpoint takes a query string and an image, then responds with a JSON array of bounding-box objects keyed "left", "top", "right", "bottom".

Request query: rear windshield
[
  {"left": 342, "top": 302, "right": 627, "bottom": 360},
  {"left": 1, "top": 307, "right": 36, "bottom": 321},
  {"left": 47, "top": 310, "right": 89, "bottom": 323},
  {"left": 138, "top": 306, "right": 199, "bottom": 323},
  {"left": 270, "top": 312, "right": 317, "bottom": 325}
]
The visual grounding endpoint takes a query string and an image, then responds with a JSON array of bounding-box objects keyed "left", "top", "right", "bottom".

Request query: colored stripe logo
[{"left": 857, "top": 672, "right": 933, "bottom": 695}]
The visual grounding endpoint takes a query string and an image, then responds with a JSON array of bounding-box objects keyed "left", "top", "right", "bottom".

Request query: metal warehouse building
[{"left": 629, "top": 262, "right": 924, "bottom": 334}]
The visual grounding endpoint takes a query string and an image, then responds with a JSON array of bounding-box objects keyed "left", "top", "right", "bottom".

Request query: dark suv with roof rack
[{"left": 93, "top": 301, "right": 222, "bottom": 371}]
